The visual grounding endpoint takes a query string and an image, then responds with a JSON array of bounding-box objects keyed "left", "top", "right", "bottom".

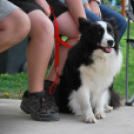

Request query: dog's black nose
[{"left": 107, "top": 40, "right": 114, "bottom": 47}]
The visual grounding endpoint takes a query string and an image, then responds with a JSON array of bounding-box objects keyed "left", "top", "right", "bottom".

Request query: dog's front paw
[
  {"left": 95, "top": 112, "right": 106, "bottom": 119},
  {"left": 84, "top": 115, "right": 97, "bottom": 123},
  {"left": 104, "top": 106, "right": 113, "bottom": 113}
]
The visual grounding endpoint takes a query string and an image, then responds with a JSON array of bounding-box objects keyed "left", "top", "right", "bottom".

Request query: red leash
[{"left": 49, "top": 6, "right": 72, "bottom": 95}]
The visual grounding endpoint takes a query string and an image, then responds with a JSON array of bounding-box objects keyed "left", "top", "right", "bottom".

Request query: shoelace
[{"left": 40, "top": 95, "right": 55, "bottom": 110}]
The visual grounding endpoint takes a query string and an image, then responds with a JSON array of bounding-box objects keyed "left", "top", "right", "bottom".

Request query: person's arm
[
  {"left": 88, "top": 0, "right": 101, "bottom": 18},
  {"left": 84, "top": 0, "right": 92, "bottom": 11},
  {"left": 34, "top": 0, "right": 51, "bottom": 17},
  {"left": 89, "top": 0, "right": 101, "bottom": 5},
  {"left": 65, "top": 0, "right": 87, "bottom": 26}
]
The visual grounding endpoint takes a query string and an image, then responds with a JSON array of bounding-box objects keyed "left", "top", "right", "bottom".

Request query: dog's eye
[{"left": 98, "top": 32, "right": 101, "bottom": 34}]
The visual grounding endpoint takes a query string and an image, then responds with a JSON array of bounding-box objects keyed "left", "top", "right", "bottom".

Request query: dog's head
[{"left": 78, "top": 17, "right": 119, "bottom": 53}]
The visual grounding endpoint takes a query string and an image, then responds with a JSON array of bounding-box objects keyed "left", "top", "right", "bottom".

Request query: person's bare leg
[
  {"left": 46, "top": 12, "right": 79, "bottom": 82},
  {"left": 0, "top": 9, "right": 30, "bottom": 53},
  {"left": 27, "top": 10, "right": 54, "bottom": 93}
]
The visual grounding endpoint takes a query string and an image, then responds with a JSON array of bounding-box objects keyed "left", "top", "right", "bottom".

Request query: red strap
[{"left": 49, "top": 5, "right": 72, "bottom": 95}]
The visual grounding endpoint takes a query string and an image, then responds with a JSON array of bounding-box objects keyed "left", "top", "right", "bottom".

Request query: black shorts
[{"left": 8, "top": 0, "right": 68, "bottom": 21}]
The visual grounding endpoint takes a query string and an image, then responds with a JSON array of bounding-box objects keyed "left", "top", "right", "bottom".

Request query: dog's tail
[{"left": 109, "top": 83, "right": 121, "bottom": 108}]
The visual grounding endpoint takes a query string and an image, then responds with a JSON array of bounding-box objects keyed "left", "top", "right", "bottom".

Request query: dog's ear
[
  {"left": 78, "top": 17, "right": 92, "bottom": 34},
  {"left": 104, "top": 18, "right": 116, "bottom": 27}
]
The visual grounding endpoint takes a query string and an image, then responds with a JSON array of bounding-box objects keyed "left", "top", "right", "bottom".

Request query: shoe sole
[
  {"left": 20, "top": 103, "right": 31, "bottom": 114},
  {"left": 20, "top": 102, "right": 60, "bottom": 121},
  {"left": 31, "top": 113, "right": 60, "bottom": 121}
]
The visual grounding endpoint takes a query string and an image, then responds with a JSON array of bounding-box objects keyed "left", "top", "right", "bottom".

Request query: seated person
[
  {"left": 60, "top": 0, "right": 127, "bottom": 41},
  {"left": 8, "top": 0, "right": 85, "bottom": 121}
]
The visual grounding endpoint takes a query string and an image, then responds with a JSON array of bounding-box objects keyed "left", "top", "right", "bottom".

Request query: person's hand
[
  {"left": 89, "top": 0, "right": 101, "bottom": 18},
  {"left": 42, "top": 0, "right": 51, "bottom": 17},
  {"left": 35, "top": 0, "right": 51, "bottom": 17},
  {"left": 84, "top": 1, "right": 92, "bottom": 11}
]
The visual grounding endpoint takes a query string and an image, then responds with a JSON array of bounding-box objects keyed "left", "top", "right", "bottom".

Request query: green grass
[
  {"left": 0, "top": 72, "right": 27, "bottom": 99},
  {"left": 113, "top": 23, "right": 134, "bottom": 99},
  {"left": 0, "top": 23, "right": 134, "bottom": 99},
  {"left": 0, "top": 67, "right": 51, "bottom": 99}
]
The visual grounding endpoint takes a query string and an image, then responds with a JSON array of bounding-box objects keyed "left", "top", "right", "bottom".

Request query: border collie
[{"left": 58, "top": 18, "right": 122, "bottom": 123}]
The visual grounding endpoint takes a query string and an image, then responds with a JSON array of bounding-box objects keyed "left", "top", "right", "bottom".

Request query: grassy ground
[
  {"left": 0, "top": 23, "right": 134, "bottom": 100},
  {"left": 113, "top": 22, "right": 134, "bottom": 99},
  {"left": 0, "top": 68, "right": 51, "bottom": 99}
]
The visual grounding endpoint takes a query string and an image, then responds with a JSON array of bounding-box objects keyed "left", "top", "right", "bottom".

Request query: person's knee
[
  {"left": 11, "top": 9, "right": 31, "bottom": 39},
  {"left": 118, "top": 17, "right": 127, "bottom": 33},
  {"left": 0, "top": 9, "right": 30, "bottom": 41},
  {"left": 0, "top": 9, "right": 30, "bottom": 53},
  {"left": 70, "top": 29, "right": 79, "bottom": 39},
  {"left": 40, "top": 19, "right": 54, "bottom": 39},
  {"left": 0, "top": 9, "right": 30, "bottom": 35},
  {"left": 29, "top": 16, "right": 54, "bottom": 41},
  {"left": 56, "top": 11, "right": 79, "bottom": 40},
  {"left": 61, "top": 23, "right": 79, "bottom": 40},
  {"left": 121, "top": 17, "right": 127, "bottom": 30}
]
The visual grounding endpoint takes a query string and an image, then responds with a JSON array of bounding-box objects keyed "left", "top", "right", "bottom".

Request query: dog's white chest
[{"left": 79, "top": 49, "right": 122, "bottom": 92}]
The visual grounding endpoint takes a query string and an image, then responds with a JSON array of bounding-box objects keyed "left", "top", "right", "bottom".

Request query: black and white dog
[{"left": 58, "top": 18, "right": 122, "bottom": 123}]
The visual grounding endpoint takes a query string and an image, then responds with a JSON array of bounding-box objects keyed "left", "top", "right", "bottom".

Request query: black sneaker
[{"left": 20, "top": 88, "right": 60, "bottom": 121}]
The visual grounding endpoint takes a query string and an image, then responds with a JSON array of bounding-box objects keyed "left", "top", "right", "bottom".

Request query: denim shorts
[{"left": 0, "top": 0, "right": 19, "bottom": 21}]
